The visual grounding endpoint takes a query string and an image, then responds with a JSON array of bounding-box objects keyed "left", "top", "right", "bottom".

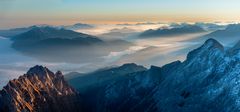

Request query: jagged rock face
[
  {"left": 73, "top": 38, "right": 240, "bottom": 112},
  {"left": 152, "top": 39, "right": 228, "bottom": 112},
  {"left": 0, "top": 65, "right": 81, "bottom": 112}
]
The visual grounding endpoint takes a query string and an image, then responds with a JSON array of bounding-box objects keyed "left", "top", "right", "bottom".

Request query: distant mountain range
[
  {"left": 170, "top": 22, "right": 226, "bottom": 31},
  {"left": 194, "top": 22, "right": 226, "bottom": 31},
  {"left": 98, "top": 27, "right": 138, "bottom": 39},
  {"left": 204, "top": 24, "right": 240, "bottom": 39},
  {"left": 0, "top": 23, "right": 94, "bottom": 38},
  {"left": 2, "top": 38, "right": 240, "bottom": 111},
  {"left": 11, "top": 26, "right": 133, "bottom": 63},
  {"left": 139, "top": 25, "right": 206, "bottom": 38},
  {"left": 63, "top": 23, "right": 94, "bottom": 30},
  {"left": 12, "top": 26, "right": 103, "bottom": 46},
  {"left": 190, "top": 24, "right": 240, "bottom": 45}
]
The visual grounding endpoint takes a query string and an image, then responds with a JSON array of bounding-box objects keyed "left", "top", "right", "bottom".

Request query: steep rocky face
[
  {"left": 72, "top": 38, "right": 240, "bottom": 112},
  {"left": 152, "top": 38, "right": 227, "bottom": 112},
  {"left": 0, "top": 65, "right": 81, "bottom": 112}
]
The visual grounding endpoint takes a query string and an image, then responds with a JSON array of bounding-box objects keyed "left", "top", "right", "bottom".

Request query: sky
[{"left": 0, "top": 0, "right": 240, "bottom": 29}]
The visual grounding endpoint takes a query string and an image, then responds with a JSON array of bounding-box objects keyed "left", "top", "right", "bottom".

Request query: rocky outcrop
[{"left": 0, "top": 65, "right": 81, "bottom": 112}]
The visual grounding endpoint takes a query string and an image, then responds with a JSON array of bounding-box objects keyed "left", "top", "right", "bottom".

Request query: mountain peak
[
  {"left": 0, "top": 66, "right": 81, "bottom": 112},
  {"left": 55, "top": 70, "right": 64, "bottom": 77},
  {"left": 186, "top": 38, "right": 224, "bottom": 62},
  {"left": 26, "top": 65, "right": 53, "bottom": 76},
  {"left": 64, "top": 23, "right": 94, "bottom": 30},
  {"left": 94, "top": 63, "right": 147, "bottom": 74},
  {"left": 203, "top": 38, "right": 224, "bottom": 49},
  {"left": 121, "top": 63, "right": 138, "bottom": 67},
  {"left": 118, "top": 63, "right": 147, "bottom": 71},
  {"left": 28, "top": 26, "right": 59, "bottom": 33}
]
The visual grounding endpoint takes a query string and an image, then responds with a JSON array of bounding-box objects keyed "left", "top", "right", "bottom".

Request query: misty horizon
[{"left": 1, "top": 1, "right": 240, "bottom": 112}]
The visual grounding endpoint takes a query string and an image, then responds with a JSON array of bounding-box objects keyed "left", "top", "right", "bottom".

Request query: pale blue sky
[{"left": 0, "top": 0, "right": 240, "bottom": 29}]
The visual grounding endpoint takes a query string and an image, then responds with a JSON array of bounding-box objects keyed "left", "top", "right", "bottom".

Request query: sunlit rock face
[
  {"left": 70, "top": 38, "right": 240, "bottom": 112},
  {"left": 0, "top": 65, "right": 81, "bottom": 112}
]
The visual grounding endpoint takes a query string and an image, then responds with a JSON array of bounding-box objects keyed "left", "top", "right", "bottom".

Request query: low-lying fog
[{"left": 0, "top": 23, "right": 237, "bottom": 88}]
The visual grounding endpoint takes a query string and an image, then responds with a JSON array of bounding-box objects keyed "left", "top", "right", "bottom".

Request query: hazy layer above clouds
[{"left": 0, "top": 22, "right": 239, "bottom": 88}]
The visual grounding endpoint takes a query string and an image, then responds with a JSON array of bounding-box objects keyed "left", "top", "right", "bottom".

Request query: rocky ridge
[{"left": 0, "top": 65, "right": 81, "bottom": 112}]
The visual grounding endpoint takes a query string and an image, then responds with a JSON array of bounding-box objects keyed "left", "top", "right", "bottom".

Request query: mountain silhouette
[{"left": 139, "top": 25, "right": 206, "bottom": 38}]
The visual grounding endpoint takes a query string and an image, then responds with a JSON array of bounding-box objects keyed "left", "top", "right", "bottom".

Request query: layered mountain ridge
[
  {"left": 12, "top": 26, "right": 103, "bottom": 47},
  {"left": 191, "top": 24, "right": 240, "bottom": 45},
  {"left": 139, "top": 25, "right": 206, "bottom": 38},
  {"left": 0, "top": 23, "right": 94, "bottom": 37},
  {"left": 10, "top": 26, "right": 133, "bottom": 63}
]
